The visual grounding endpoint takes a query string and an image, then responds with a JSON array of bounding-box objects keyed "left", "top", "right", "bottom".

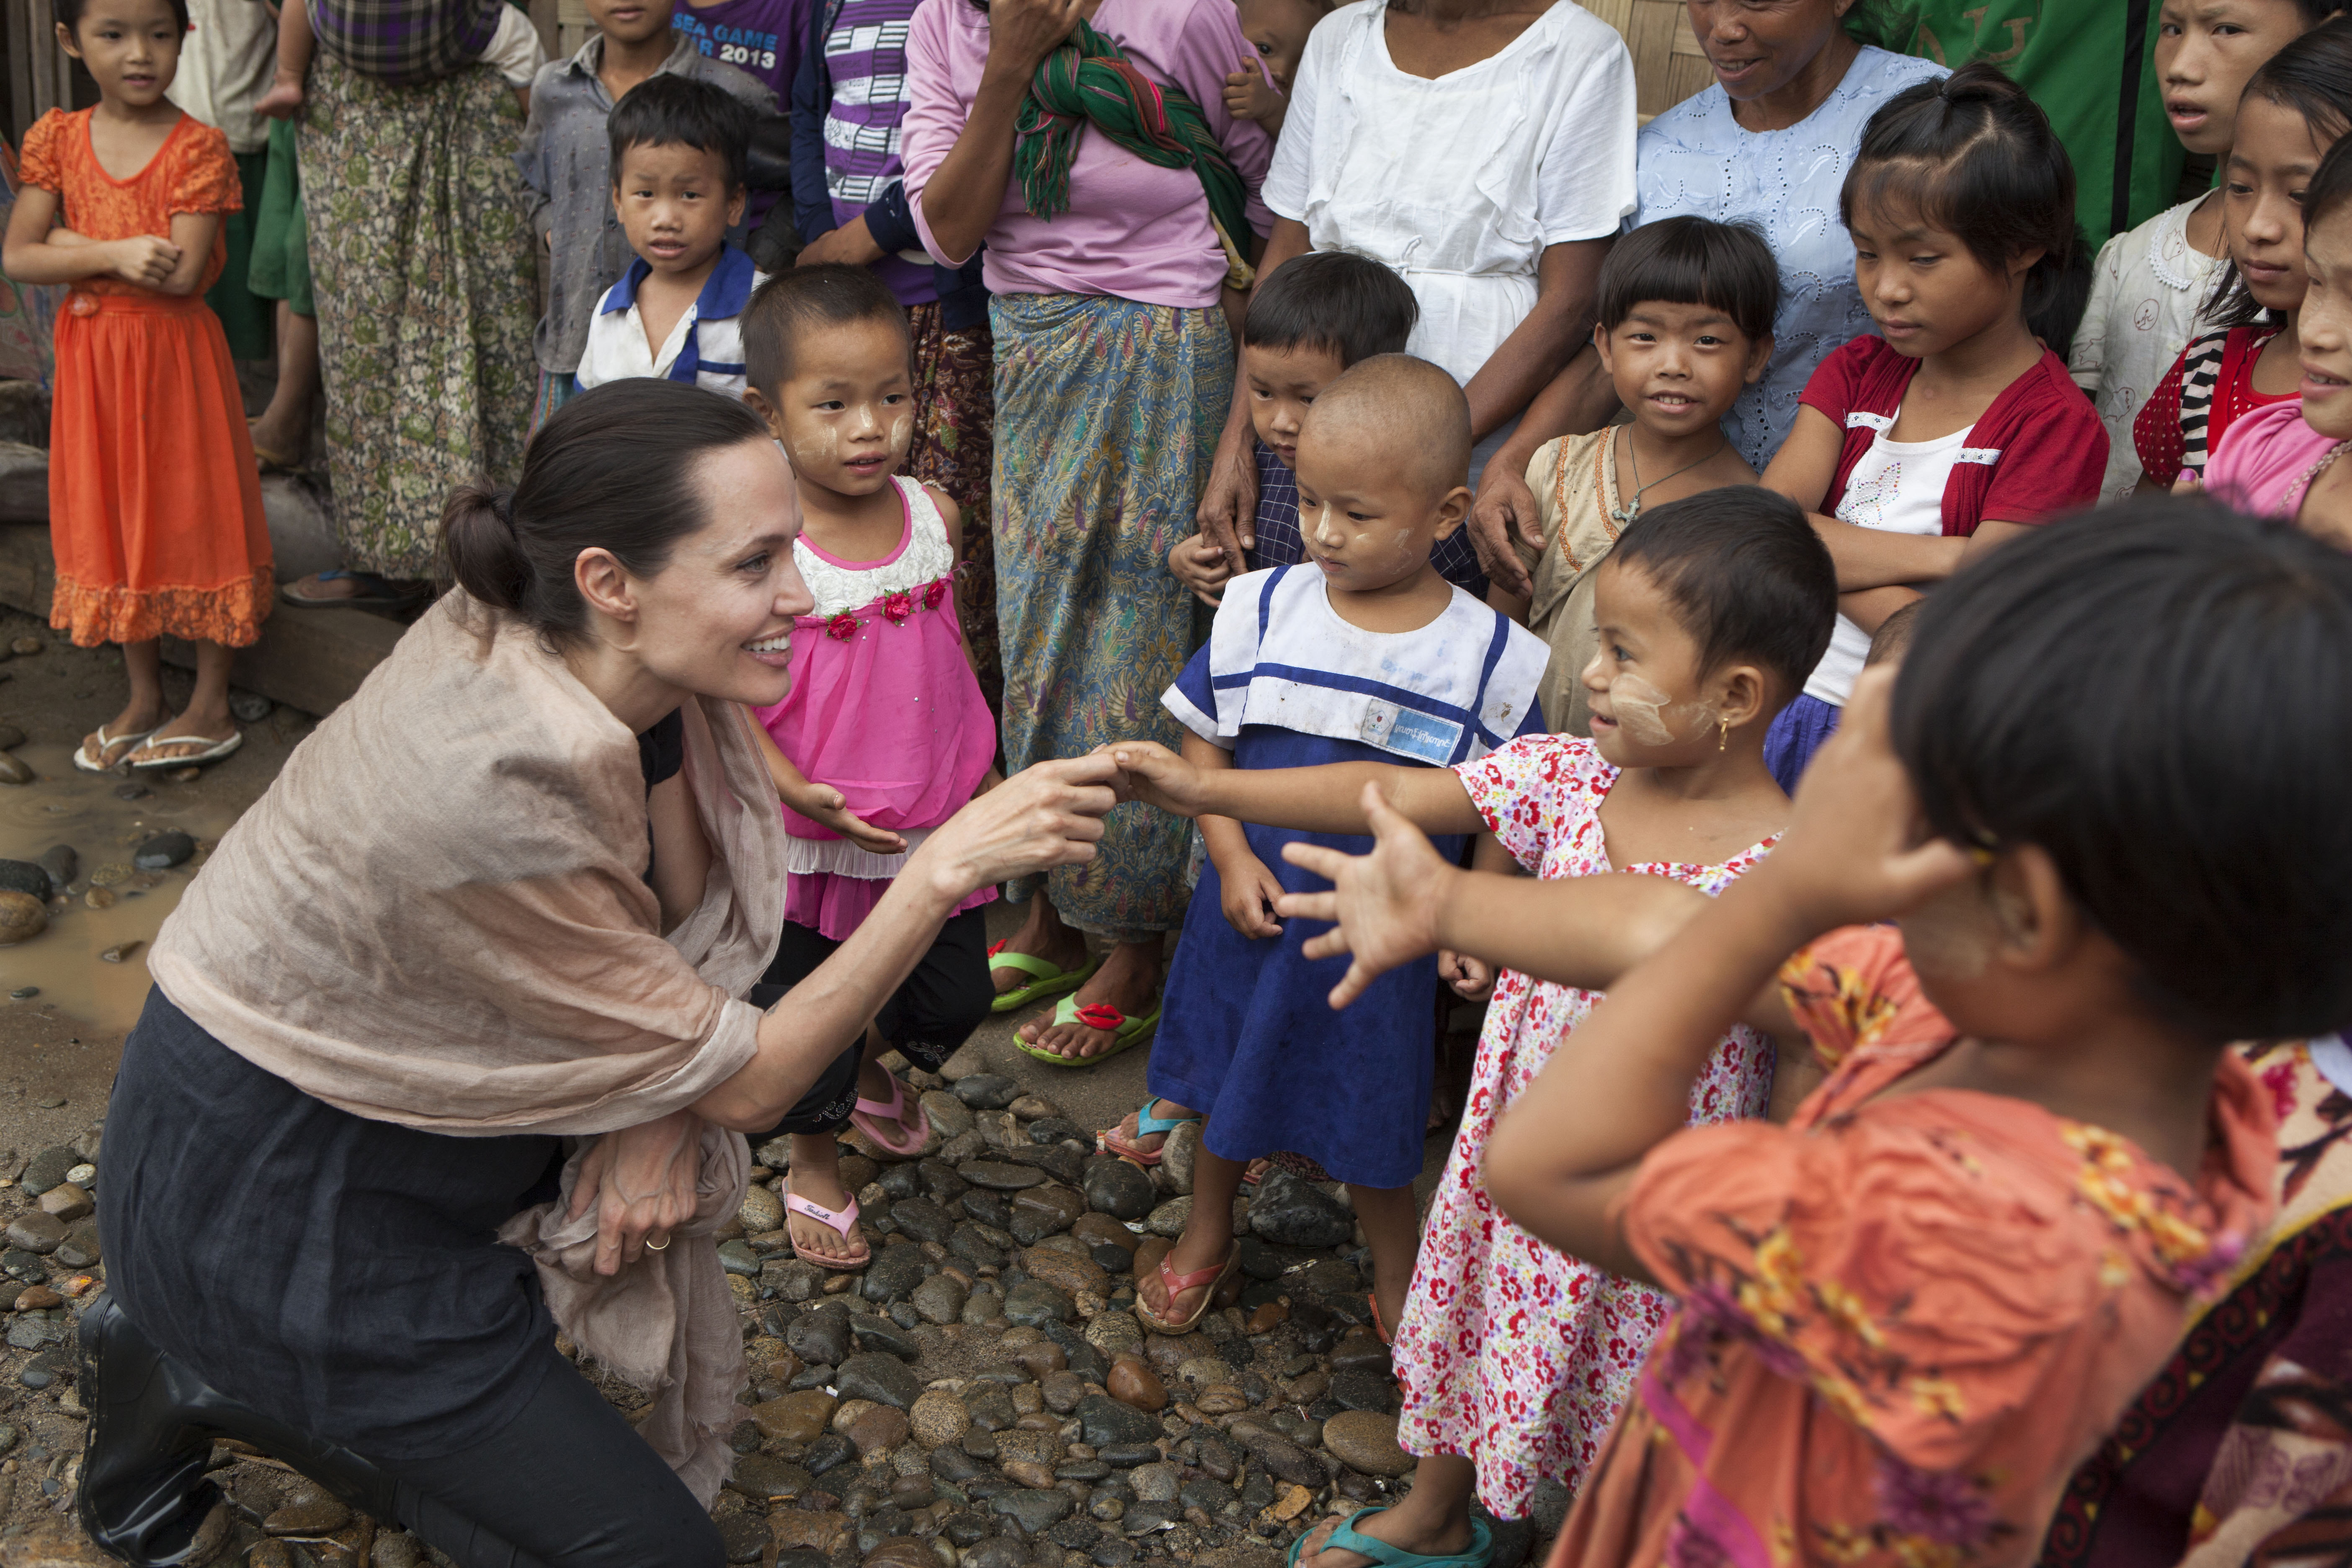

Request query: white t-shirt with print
[{"left": 1804, "top": 418, "right": 1973, "bottom": 707}]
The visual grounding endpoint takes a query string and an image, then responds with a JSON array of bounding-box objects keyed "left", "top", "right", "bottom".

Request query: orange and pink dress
[
  {"left": 20, "top": 108, "right": 271, "bottom": 648},
  {"left": 1545, "top": 924, "right": 2275, "bottom": 1568}
]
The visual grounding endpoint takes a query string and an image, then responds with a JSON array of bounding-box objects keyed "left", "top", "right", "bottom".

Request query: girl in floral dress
[
  {"left": 735, "top": 267, "right": 1001, "bottom": 1269},
  {"left": 1111, "top": 487, "right": 1838, "bottom": 1568}
]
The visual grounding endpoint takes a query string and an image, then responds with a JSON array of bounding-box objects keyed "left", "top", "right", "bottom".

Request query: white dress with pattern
[{"left": 1395, "top": 736, "right": 1777, "bottom": 1516}]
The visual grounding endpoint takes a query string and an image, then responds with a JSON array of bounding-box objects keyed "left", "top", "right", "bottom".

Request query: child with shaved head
[{"left": 1116, "top": 353, "right": 1552, "bottom": 1338}]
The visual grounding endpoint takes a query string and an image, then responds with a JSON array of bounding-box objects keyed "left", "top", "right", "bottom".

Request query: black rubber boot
[{"left": 77, "top": 1297, "right": 403, "bottom": 1565}]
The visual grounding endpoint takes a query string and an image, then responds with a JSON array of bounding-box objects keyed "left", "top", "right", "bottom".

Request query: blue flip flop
[
  {"left": 1285, "top": 1511, "right": 1493, "bottom": 1568},
  {"left": 1098, "top": 1097, "right": 1200, "bottom": 1166}
]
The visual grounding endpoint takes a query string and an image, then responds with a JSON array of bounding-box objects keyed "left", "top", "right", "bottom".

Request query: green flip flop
[
  {"left": 1015, "top": 993, "right": 1161, "bottom": 1068},
  {"left": 987, "top": 941, "right": 1104, "bottom": 1014},
  {"left": 1285, "top": 1511, "right": 1493, "bottom": 1568}
]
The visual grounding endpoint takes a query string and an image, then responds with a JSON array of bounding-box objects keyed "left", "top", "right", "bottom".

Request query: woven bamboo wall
[{"left": 1581, "top": 0, "right": 1713, "bottom": 122}]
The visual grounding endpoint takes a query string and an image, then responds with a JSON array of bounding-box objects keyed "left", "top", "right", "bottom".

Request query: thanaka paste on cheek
[{"left": 1604, "top": 673, "right": 1717, "bottom": 748}]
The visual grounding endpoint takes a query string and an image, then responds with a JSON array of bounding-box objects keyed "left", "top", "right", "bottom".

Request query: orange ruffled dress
[
  {"left": 21, "top": 109, "right": 271, "bottom": 648},
  {"left": 1546, "top": 924, "right": 2275, "bottom": 1568}
]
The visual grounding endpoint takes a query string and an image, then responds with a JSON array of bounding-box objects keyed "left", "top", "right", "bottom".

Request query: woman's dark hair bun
[
  {"left": 442, "top": 484, "right": 531, "bottom": 614},
  {"left": 444, "top": 380, "right": 771, "bottom": 640}
]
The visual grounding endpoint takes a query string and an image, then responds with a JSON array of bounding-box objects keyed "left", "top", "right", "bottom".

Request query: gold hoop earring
[{"left": 1718, "top": 717, "right": 1729, "bottom": 753}]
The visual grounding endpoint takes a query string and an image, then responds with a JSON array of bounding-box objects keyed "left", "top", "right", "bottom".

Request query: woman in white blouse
[{"left": 1194, "top": 0, "right": 1638, "bottom": 569}]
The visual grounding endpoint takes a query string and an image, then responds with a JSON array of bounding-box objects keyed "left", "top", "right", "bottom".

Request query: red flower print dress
[{"left": 1394, "top": 735, "right": 1778, "bottom": 1516}]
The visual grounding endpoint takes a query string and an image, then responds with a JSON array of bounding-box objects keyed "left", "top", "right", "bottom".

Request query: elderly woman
[
  {"left": 77, "top": 382, "right": 1117, "bottom": 1568},
  {"left": 901, "top": 0, "right": 1272, "bottom": 1064},
  {"left": 1467, "top": 0, "right": 1944, "bottom": 594}
]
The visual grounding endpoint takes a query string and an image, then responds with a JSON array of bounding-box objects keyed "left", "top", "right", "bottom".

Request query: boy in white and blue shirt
[{"left": 576, "top": 74, "right": 767, "bottom": 400}]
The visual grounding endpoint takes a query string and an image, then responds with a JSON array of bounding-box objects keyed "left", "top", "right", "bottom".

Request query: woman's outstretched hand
[
  {"left": 913, "top": 754, "right": 1119, "bottom": 902},
  {"left": 569, "top": 1109, "right": 703, "bottom": 1277},
  {"left": 1274, "top": 782, "right": 1454, "bottom": 1008}
]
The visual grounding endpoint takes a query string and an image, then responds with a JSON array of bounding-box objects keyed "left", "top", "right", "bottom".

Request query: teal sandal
[
  {"left": 1015, "top": 994, "right": 1161, "bottom": 1068},
  {"left": 1099, "top": 1097, "right": 1200, "bottom": 1166},
  {"left": 1285, "top": 1511, "right": 1492, "bottom": 1568},
  {"left": 987, "top": 940, "right": 1103, "bottom": 1014}
]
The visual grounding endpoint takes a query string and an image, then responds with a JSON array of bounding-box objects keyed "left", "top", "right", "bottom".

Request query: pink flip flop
[
  {"left": 784, "top": 1185, "right": 870, "bottom": 1271},
  {"left": 1136, "top": 1244, "right": 1239, "bottom": 1334},
  {"left": 848, "top": 1073, "right": 931, "bottom": 1159}
]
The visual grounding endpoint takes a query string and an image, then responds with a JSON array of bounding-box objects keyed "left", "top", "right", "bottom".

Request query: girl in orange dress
[{"left": 3, "top": 0, "right": 271, "bottom": 772}]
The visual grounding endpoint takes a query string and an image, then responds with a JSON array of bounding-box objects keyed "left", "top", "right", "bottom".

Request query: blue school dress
[{"left": 1150, "top": 565, "right": 1549, "bottom": 1189}]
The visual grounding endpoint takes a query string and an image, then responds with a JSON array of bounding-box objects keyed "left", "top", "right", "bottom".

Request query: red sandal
[{"left": 1137, "top": 1244, "right": 1239, "bottom": 1334}]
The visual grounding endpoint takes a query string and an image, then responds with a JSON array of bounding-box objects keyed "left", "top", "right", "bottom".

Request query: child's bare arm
[
  {"left": 1482, "top": 670, "right": 1972, "bottom": 1282},
  {"left": 1765, "top": 407, "right": 1966, "bottom": 589},
  {"left": 1439, "top": 831, "right": 1518, "bottom": 998},
  {"left": 743, "top": 703, "right": 909, "bottom": 856},
  {"left": 155, "top": 212, "right": 221, "bottom": 297},
  {"left": 1222, "top": 57, "right": 1287, "bottom": 135},
  {"left": 1107, "top": 738, "right": 1486, "bottom": 838},
  {"left": 2, "top": 186, "right": 177, "bottom": 288},
  {"left": 1186, "top": 731, "right": 1284, "bottom": 939}
]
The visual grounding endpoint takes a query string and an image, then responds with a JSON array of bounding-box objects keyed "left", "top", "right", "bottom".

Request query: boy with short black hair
[
  {"left": 519, "top": 0, "right": 774, "bottom": 423},
  {"left": 576, "top": 73, "right": 766, "bottom": 400},
  {"left": 1169, "top": 251, "right": 1493, "bottom": 603}
]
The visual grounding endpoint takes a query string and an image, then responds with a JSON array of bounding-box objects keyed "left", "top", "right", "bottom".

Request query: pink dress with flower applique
[
  {"left": 756, "top": 475, "right": 998, "bottom": 940},
  {"left": 1395, "top": 735, "right": 1779, "bottom": 1517}
]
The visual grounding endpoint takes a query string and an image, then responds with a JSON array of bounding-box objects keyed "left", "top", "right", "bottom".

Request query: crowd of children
[{"left": 18, "top": 0, "right": 2352, "bottom": 1562}]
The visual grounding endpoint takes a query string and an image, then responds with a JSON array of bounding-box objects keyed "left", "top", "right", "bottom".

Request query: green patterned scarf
[{"left": 1012, "top": 19, "right": 1256, "bottom": 289}]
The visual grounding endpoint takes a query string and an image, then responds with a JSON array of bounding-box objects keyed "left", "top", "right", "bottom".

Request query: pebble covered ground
[{"left": 0, "top": 1043, "right": 1563, "bottom": 1568}]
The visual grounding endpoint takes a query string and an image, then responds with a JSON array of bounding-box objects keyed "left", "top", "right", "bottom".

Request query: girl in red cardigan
[{"left": 1761, "top": 62, "right": 2104, "bottom": 789}]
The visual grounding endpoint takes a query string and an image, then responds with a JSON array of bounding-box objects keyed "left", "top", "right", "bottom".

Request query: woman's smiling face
[{"left": 619, "top": 437, "right": 815, "bottom": 709}]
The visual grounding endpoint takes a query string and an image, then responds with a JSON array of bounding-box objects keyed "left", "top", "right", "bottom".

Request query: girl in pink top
[
  {"left": 901, "top": 0, "right": 1274, "bottom": 1066},
  {"left": 737, "top": 266, "right": 1001, "bottom": 1269}
]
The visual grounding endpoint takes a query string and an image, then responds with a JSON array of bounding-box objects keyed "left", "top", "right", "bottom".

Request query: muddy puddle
[{"left": 0, "top": 743, "right": 240, "bottom": 1032}]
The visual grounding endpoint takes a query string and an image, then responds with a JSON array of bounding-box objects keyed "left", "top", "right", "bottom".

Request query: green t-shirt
[{"left": 1857, "top": 0, "right": 2182, "bottom": 251}]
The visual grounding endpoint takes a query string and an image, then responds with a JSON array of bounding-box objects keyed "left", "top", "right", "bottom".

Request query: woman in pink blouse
[{"left": 902, "top": 0, "right": 1272, "bottom": 1062}]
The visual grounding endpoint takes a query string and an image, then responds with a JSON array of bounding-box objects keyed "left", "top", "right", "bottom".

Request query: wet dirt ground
[{"left": 0, "top": 606, "right": 1479, "bottom": 1568}]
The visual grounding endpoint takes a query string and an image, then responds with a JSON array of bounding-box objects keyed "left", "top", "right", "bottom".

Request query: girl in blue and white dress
[{"left": 1146, "top": 557, "right": 1546, "bottom": 1321}]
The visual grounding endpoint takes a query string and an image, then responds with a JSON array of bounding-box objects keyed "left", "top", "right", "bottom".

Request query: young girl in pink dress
[{"left": 737, "top": 265, "right": 1000, "bottom": 1269}]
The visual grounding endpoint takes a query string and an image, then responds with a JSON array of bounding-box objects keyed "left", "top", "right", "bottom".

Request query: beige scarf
[{"left": 150, "top": 590, "right": 790, "bottom": 1500}]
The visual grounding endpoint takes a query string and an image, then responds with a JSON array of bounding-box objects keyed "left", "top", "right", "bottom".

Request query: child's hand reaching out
[
  {"left": 1439, "top": 949, "right": 1495, "bottom": 1001},
  {"left": 1277, "top": 783, "right": 1454, "bottom": 1007},
  {"left": 1223, "top": 57, "right": 1287, "bottom": 129},
  {"left": 1168, "top": 534, "right": 1236, "bottom": 607},
  {"left": 779, "top": 776, "right": 909, "bottom": 856},
  {"left": 1758, "top": 666, "right": 1975, "bottom": 931}
]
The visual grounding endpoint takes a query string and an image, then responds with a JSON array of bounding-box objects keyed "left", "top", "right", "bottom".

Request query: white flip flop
[
  {"left": 126, "top": 728, "right": 243, "bottom": 771},
  {"left": 74, "top": 723, "right": 158, "bottom": 773}
]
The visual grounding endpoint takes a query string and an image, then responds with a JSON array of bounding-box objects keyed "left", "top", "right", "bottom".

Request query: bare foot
[
  {"left": 1100, "top": 1097, "right": 1198, "bottom": 1161},
  {"left": 285, "top": 571, "right": 359, "bottom": 603},
  {"left": 990, "top": 919, "right": 1091, "bottom": 998},
  {"left": 1291, "top": 1508, "right": 1474, "bottom": 1568},
  {"left": 785, "top": 1153, "right": 868, "bottom": 1268},
  {"left": 1017, "top": 941, "right": 1161, "bottom": 1060},
  {"left": 1137, "top": 1228, "right": 1231, "bottom": 1328},
  {"left": 248, "top": 415, "right": 307, "bottom": 468}
]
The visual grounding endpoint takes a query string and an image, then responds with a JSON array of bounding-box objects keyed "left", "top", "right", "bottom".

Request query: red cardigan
[{"left": 1799, "top": 336, "right": 2108, "bottom": 536}]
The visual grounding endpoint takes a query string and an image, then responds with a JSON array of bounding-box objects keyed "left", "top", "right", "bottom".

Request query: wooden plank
[
  {"left": 529, "top": 0, "right": 562, "bottom": 62},
  {"left": 0, "top": 520, "right": 405, "bottom": 717},
  {"left": 557, "top": 0, "right": 594, "bottom": 63}
]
